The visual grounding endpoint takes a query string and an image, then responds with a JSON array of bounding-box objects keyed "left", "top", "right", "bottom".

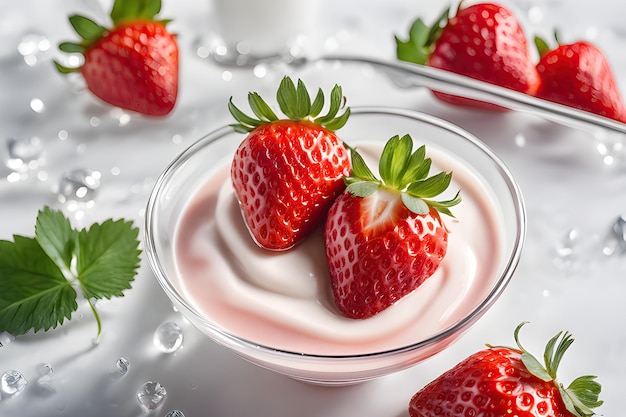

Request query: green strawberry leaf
[
  {"left": 346, "top": 181, "right": 380, "bottom": 198},
  {"left": 35, "top": 206, "right": 76, "bottom": 273},
  {"left": 230, "top": 76, "right": 350, "bottom": 132},
  {"left": 58, "top": 42, "right": 86, "bottom": 54},
  {"left": 513, "top": 322, "right": 603, "bottom": 417},
  {"left": 0, "top": 236, "right": 78, "bottom": 335},
  {"left": 68, "top": 14, "right": 107, "bottom": 42},
  {"left": 379, "top": 134, "right": 412, "bottom": 188},
  {"left": 111, "top": 0, "right": 162, "bottom": 24},
  {"left": 0, "top": 207, "right": 140, "bottom": 338},
  {"left": 395, "top": 7, "right": 449, "bottom": 65},
  {"left": 345, "top": 135, "right": 460, "bottom": 216},
  {"left": 401, "top": 193, "right": 429, "bottom": 214},
  {"left": 76, "top": 219, "right": 141, "bottom": 300}
]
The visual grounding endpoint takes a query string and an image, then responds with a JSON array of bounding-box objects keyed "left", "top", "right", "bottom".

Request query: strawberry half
[
  {"left": 409, "top": 322, "right": 603, "bottom": 417},
  {"left": 534, "top": 34, "right": 626, "bottom": 122},
  {"left": 55, "top": 0, "right": 178, "bottom": 116},
  {"left": 229, "top": 76, "right": 351, "bottom": 251},
  {"left": 324, "top": 134, "right": 460, "bottom": 319},
  {"left": 395, "top": 2, "right": 539, "bottom": 109}
]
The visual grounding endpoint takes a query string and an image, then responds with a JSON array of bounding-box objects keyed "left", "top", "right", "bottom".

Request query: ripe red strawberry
[
  {"left": 534, "top": 35, "right": 626, "bottom": 122},
  {"left": 409, "top": 322, "right": 603, "bottom": 417},
  {"left": 229, "top": 76, "right": 351, "bottom": 251},
  {"left": 324, "top": 134, "right": 460, "bottom": 319},
  {"left": 55, "top": 0, "right": 178, "bottom": 116},
  {"left": 395, "top": 2, "right": 539, "bottom": 109}
]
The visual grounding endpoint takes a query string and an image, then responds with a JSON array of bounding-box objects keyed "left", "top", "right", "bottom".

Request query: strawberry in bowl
[
  {"left": 144, "top": 78, "right": 526, "bottom": 383},
  {"left": 228, "top": 76, "right": 351, "bottom": 250},
  {"left": 325, "top": 134, "right": 460, "bottom": 319},
  {"left": 55, "top": 0, "right": 178, "bottom": 116}
]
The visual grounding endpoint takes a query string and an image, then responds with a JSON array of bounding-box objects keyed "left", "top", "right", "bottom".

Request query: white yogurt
[{"left": 173, "top": 142, "right": 504, "bottom": 355}]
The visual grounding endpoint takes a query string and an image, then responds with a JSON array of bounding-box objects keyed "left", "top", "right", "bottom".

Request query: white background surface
[{"left": 1, "top": 0, "right": 626, "bottom": 416}]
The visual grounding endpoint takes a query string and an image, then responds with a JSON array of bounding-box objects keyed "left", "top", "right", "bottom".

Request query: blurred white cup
[{"left": 207, "top": 0, "right": 318, "bottom": 66}]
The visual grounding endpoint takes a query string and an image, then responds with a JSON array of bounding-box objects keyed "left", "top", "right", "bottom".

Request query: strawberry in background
[
  {"left": 55, "top": 0, "right": 178, "bottom": 117},
  {"left": 324, "top": 134, "right": 460, "bottom": 319},
  {"left": 395, "top": 2, "right": 539, "bottom": 109},
  {"left": 534, "top": 33, "right": 626, "bottom": 123},
  {"left": 409, "top": 322, "right": 603, "bottom": 417}
]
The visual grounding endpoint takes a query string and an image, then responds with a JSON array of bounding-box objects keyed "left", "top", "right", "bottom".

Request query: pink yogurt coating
[{"left": 172, "top": 142, "right": 504, "bottom": 356}]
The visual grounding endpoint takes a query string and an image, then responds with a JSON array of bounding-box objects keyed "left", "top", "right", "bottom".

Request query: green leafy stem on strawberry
[
  {"left": 508, "top": 322, "right": 603, "bottom": 417},
  {"left": 228, "top": 76, "right": 351, "bottom": 133},
  {"left": 55, "top": 1, "right": 169, "bottom": 66},
  {"left": 409, "top": 322, "right": 603, "bottom": 417},
  {"left": 324, "top": 135, "right": 461, "bottom": 319},
  {"left": 345, "top": 134, "right": 461, "bottom": 217}
]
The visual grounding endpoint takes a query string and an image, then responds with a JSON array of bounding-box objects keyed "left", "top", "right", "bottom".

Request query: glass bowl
[{"left": 144, "top": 106, "right": 526, "bottom": 385}]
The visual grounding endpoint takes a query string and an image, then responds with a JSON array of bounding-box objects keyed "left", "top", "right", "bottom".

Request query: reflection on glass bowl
[{"left": 144, "top": 106, "right": 526, "bottom": 385}]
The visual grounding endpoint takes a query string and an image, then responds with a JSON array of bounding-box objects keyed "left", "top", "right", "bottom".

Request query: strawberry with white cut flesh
[
  {"left": 409, "top": 322, "right": 603, "bottom": 417},
  {"left": 229, "top": 77, "right": 351, "bottom": 251},
  {"left": 324, "top": 134, "right": 461, "bottom": 319}
]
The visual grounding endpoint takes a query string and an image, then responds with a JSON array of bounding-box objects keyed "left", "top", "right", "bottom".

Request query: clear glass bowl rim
[{"left": 143, "top": 105, "right": 527, "bottom": 362}]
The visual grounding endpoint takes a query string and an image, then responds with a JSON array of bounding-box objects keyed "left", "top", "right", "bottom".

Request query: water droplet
[
  {"left": 0, "top": 332, "right": 15, "bottom": 347},
  {"left": 554, "top": 228, "right": 578, "bottom": 269},
  {"left": 0, "top": 370, "right": 28, "bottom": 398},
  {"left": 603, "top": 216, "right": 626, "bottom": 256},
  {"left": 166, "top": 410, "right": 185, "bottom": 417},
  {"left": 36, "top": 363, "right": 53, "bottom": 377},
  {"left": 57, "top": 168, "right": 101, "bottom": 204},
  {"left": 153, "top": 322, "right": 184, "bottom": 353},
  {"left": 35, "top": 363, "right": 55, "bottom": 397},
  {"left": 137, "top": 381, "right": 167, "bottom": 412},
  {"left": 116, "top": 357, "right": 130, "bottom": 376},
  {"left": 6, "top": 136, "right": 45, "bottom": 173}
]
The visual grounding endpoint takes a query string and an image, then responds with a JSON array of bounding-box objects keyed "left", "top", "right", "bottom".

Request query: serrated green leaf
[
  {"left": 76, "top": 219, "right": 141, "bottom": 300},
  {"left": 35, "top": 206, "right": 76, "bottom": 273},
  {"left": 69, "top": 15, "right": 106, "bottom": 42},
  {"left": 400, "top": 145, "right": 429, "bottom": 184},
  {"left": 401, "top": 193, "right": 429, "bottom": 214},
  {"left": 346, "top": 181, "right": 379, "bottom": 197},
  {"left": 0, "top": 236, "right": 77, "bottom": 335}
]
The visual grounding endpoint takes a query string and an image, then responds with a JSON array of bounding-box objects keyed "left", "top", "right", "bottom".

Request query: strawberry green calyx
[
  {"left": 395, "top": 6, "right": 450, "bottom": 65},
  {"left": 534, "top": 31, "right": 562, "bottom": 58},
  {"left": 345, "top": 134, "right": 461, "bottom": 217},
  {"left": 55, "top": 0, "right": 168, "bottom": 73},
  {"left": 512, "top": 322, "right": 603, "bottom": 417},
  {"left": 228, "top": 76, "right": 351, "bottom": 133}
]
